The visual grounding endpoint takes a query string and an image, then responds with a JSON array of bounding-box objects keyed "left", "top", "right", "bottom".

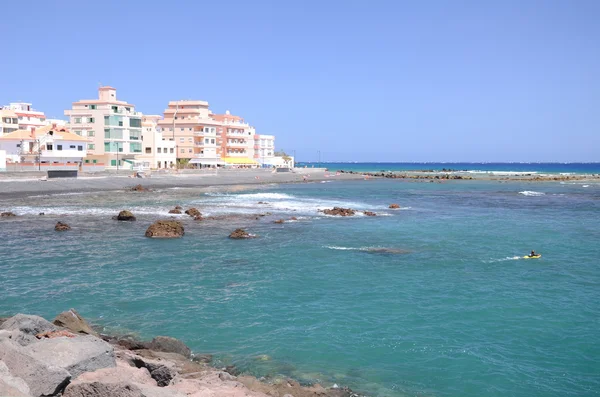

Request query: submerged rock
[
  {"left": 274, "top": 219, "right": 285, "bottom": 224},
  {"left": 130, "top": 184, "right": 149, "bottom": 192},
  {"left": 0, "top": 212, "right": 16, "bottom": 217},
  {"left": 55, "top": 221, "right": 71, "bottom": 231},
  {"left": 115, "top": 210, "right": 136, "bottom": 221},
  {"left": 363, "top": 211, "right": 377, "bottom": 216},
  {"left": 389, "top": 203, "right": 400, "bottom": 209},
  {"left": 229, "top": 229, "right": 256, "bottom": 239},
  {"left": 145, "top": 221, "right": 184, "bottom": 238},
  {"left": 168, "top": 209, "right": 182, "bottom": 214},
  {"left": 185, "top": 208, "right": 201, "bottom": 218},
  {"left": 174, "top": 205, "right": 182, "bottom": 210},
  {"left": 53, "top": 309, "right": 99, "bottom": 337},
  {"left": 321, "top": 207, "right": 356, "bottom": 216}
]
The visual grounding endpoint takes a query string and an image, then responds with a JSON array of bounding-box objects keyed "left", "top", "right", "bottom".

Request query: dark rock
[
  {"left": 174, "top": 206, "right": 182, "bottom": 210},
  {"left": 145, "top": 220, "right": 184, "bottom": 238},
  {"left": 257, "top": 201, "right": 268, "bottom": 204},
  {"left": 130, "top": 184, "right": 148, "bottom": 192},
  {"left": 193, "top": 215, "right": 203, "bottom": 221},
  {"left": 39, "top": 212, "right": 45, "bottom": 216},
  {"left": 229, "top": 229, "right": 257, "bottom": 239},
  {"left": 168, "top": 209, "right": 182, "bottom": 214},
  {"left": 225, "top": 364, "right": 240, "bottom": 376},
  {"left": 389, "top": 203, "right": 400, "bottom": 209},
  {"left": 148, "top": 364, "right": 174, "bottom": 387},
  {"left": 149, "top": 336, "right": 191, "bottom": 358},
  {"left": 53, "top": 308, "right": 98, "bottom": 336},
  {"left": 0, "top": 212, "right": 16, "bottom": 217},
  {"left": 363, "top": 211, "right": 377, "bottom": 216},
  {"left": 116, "top": 210, "right": 136, "bottom": 221},
  {"left": 185, "top": 208, "right": 201, "bottom": 218},
  {"left": 191, "top": 353, "right": 213, "bottom": 364},
  {"left": 320, "top": 207, "right": 356, "bottom": 216},
  {"left": 55, "top": 221, "right": 71, "bottom": 231}
]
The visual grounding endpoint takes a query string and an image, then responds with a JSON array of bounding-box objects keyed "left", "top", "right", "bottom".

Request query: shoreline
[{"left": 0, "top": 310, "right": 365, "bottom": 397}]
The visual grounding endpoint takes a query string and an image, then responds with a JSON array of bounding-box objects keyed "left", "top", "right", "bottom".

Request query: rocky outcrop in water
[
  {"left": 55, "top": 222, "right": 71, "bottom": 231},
  {"left": 389, "top": 204, "right": 400, "bottom": 209},
  {"left": 363, "top": 211, "right": 377, "bottom": 216},
  {"left": 229, "top": 229, "right": 256, "bottom": 239},
  {"left": 149, "top": 336, "right": 191, "bottom": 359},
  {"left": 168, "top": 209, "right": 182, "bottom": 214},
  {"left": 130, "top": 184, "right": 149, "bottom": 192},
  {"left": 145, "top": 221, "right": 184, "bottom": 238},
  {"left": 184, "top": 208, "right": 201, "bottom": 218},
  {"left": 320, "top": 207, "right": 356, "bottom": 216},
  {"left": 274, "top": 219, "right": 285, "bottom": 224},
  {"left": 1, "top": 212, "right": 16, "bottom": 217},
  {"left": 115, "top": 210, "right": 136, "bottom": 221}
]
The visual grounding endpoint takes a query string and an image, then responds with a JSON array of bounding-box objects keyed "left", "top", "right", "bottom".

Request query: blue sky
[{"left": 1, "top": 0, "right": 599, "bottom": 162}]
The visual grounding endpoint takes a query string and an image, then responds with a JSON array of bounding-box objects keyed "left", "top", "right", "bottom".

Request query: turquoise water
[
  {"left": 297, "top": 162, "right": 600, "bottom": 175},
  {"left": 1, "top": 179, "right": 599, "bottom": 396}
]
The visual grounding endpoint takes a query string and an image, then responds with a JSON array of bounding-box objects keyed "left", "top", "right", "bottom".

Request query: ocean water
[
  {"left": 297, "top": 162, "right": 600, "bottom": 175},
  {"left": 1, "top": 178, "right": 599, "bottom": 397}
]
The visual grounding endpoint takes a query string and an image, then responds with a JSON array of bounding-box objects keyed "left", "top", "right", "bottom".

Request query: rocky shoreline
[{"left": 0, "top": 310, "right": 365, "bottom": 397}]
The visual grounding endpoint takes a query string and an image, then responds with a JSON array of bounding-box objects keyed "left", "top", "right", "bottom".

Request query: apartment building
[
  {"left": 2, "top": 102, "right": 47, "bottom": 131},
  {"left": 136, "top": 115, "right": 176, "bottom": 169},
  {"left": 212, "top": 111, "right": 258, "bottom": 167},
  {"left": 0, "top": 108, "right": 19, "bottom": 135},
  {"left": 65, "top": 87, "right": 143, "bottom": 168},
  {"left": 254, "top": 134, "right": 275, "bottom": 167}
]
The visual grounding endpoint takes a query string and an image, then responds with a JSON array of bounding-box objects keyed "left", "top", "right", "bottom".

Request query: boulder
[
  {"left": 145, "top": 221, "right": 184, "bottom": 238},
  {"left": 191, "top": 353, "right": 213, "bottom": 364},
  {"left": 193, "top": 215, "right": 203, "bottom": 221},
  {"left": 174, "top": 206, "right": 182, "bottom": 210},
  {"left": 321, "top": 207, "right": 356, "bottom": 216},
  {"left": 39, "top": 212, "right": 45, "bottom": 216},
  {"left": 274, "top": 219, "right": 284, "bottom": 224},
  {"left": 290, "top": 217, "right": 298, "bottom": 221},
  {"left": 184, "top": 208, "right": 201, "bottom": 218},
  {"left": 0, "top": 329, "right": 37, "bottom": 347},
  {"left": 63, "top": 381, "right": 145, "bottom": 397},
  {"left": 149, "top": 336, "right": 191, "bottom": 359},
  {"left": 363, "top": 211, "right": 377, "bottom": 216},
  {"left": 53, "top": 308, "right": 99, "bottom": 336},
  {"left": 55, "top": 221, "right": 71, "bottom": 231},
  {"left": 168, "top": 209, "right": 181, "bottom": 214},
  {"left": 131, "top": 184, "right": 149, "bottom": 192},
  {"left": 0, "top": 361, "right": 30, "bottom": 397},
  {"left": 1, "top": 314, "right": 58, "bottom": 337},
  {"left": 72, "top": 359, "right": 156, "bottom": 386},
  {"left": 116, "top": 210, "right": 136, "bottom": 221},
  {"left": 0, "top": 338, "right": 71, "bottom": 396},
  {"left": 229, "top": 229, "right": 256, "bottom": 239},
  {"left": 389, "top": 203, "right": 400, "bottom": 209},
  {"left": 0, "top": 212, "right": 16, "bottom": 217},
  {"left": 23, "top": 334, "right": 116, "bottom": 378}
]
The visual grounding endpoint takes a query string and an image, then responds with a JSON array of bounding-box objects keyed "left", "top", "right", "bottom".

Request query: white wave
[
  {"left": 519, "top": 191, "right": 545, "bottom": 196},
  {"left": 204, "top": 192, "right": 294, "bottom": 200},
  {"left": 324, "top": 246, "right": 359, "bottom": 251},
  {"left": 485, "top": 256, "right": 521, "bottom": 263},
  {"left": 465, "top": 170, "right": 539, "bottom": 176},
  {"left": 7, "top": 206, "right": 187, "bottom": 217},
  {"left": 582, "top": 185, "right": 589, "bottom": 188}
]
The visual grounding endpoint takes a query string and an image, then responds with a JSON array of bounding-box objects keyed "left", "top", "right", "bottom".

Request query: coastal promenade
[{"left": 0, "top": 168, "right": 362, "bottom": 198}]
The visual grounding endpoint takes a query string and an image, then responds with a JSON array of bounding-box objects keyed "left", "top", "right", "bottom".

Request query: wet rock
[
  {"left": 321, "top": 207, "right": 356, "bottom": 216},
  {"left": 0, "top": 212, "right": 16, "bottom": 217},
  {"left": 1, "top": 314, "right": 58, "bottom": 337},
  {"left": 38, "top": 212, "right": 45, "bottom": 216},
  {"left": 193, "top": 215, "right": 203, "bottom": 221},
  {"left": 149, "top": 336, "right": 191, "bottom": 359},
  {"left": 191, "top": 353, "right": 213, "bottom": 364},
  {"left": 131, "top": 184, "right": 149, "bottom": 192},
  {"left": 363, "top": 211, "right": 377, "bottom": 216},
  {"left": 174, "top": 206, "right": 182, "bottom": 210},
  {"left": 145, "top": 221, "right": 184, "bottom": 238},
  {"left": 290, "top": 217, "right": 298, "bottom": 221},
  {"left": 229, "top": 229, "right": 257, "bottom": 239},
  {"left": 55, "top": 221, "right": 71, "bottom": 231},
  {"left": 224, "top": 364, "right": 240, "bottom": 376},
  {"left": 168, "top": 209, "right": 182, "bottom": 214},
  {"left": 116, "top": 210, "right": 136, "bottom": 221},
  {"left": 257, "top": 201, "right": 269, "bottom": 204},
  {"left": 389, "top": 204, "right": 400, "bottom": 209},
  {"left": 185, "top": 208, "right": 201, "bottom": 218},
  {"left": 53, "top": 308, "right": 99, "bottom": 336},
  {"left": 274, "top": 219, "right": 285, "bottom": 224}
]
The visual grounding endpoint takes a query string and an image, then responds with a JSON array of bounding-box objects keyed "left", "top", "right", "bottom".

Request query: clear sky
[{"left": 1, "top": 0, "right": 599, "bottom": 162}]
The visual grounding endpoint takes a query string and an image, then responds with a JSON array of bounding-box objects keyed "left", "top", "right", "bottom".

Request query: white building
[
  {"left": 134, "top": 115, "right": 177, "bottom": 169},
  {"left": 65, "top": 86, "right": 143, "bottom": 169},
  {"left": 255, "top": 134, "right": 275, "bottom": 167},
  {"left": 0, "top": 108, "right": 19, "bottom": 135},
  {"left": 0, "top": 125, "right": 88, "bottom": 165},
  {"left": 3, "top": 103, "right": 47, "bottom": 131}
]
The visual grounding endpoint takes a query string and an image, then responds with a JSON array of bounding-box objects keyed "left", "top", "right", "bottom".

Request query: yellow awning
[{"left": 221, "top": 157, "right": 259, "bottom": 165}]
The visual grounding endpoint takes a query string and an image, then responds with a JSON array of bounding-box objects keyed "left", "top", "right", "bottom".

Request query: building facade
[
  {"left": 3, "top": 103, "right": 47, "bottom": 131},
  {"left": 0, "top": 108, "right": 19, "bottom": 135},
  {"left": 0, "top": 125, "right": 88, "bottom": 164},
  {"left": 254, "top": 134, "right": 275, "bottom": 167},
  {"left": 135, "top": 115, "right": 177, "bottom": 169},
  {"left": 65, "top": 86, "right": 143, "bottom": 168}
]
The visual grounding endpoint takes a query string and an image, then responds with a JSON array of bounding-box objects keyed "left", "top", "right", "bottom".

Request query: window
[
  {"left": 112, "top": 106, "right": 118, "bottom": 113},
  {"left": 205, "top": 139, "right": 209, "bottom": 144},
  {"left": 74, "top": 130, "right": 81, "bottom": 135},
  {"left": 118, "top": 121, "right": 123, "bottom": 127},
  {"left": 85, "top": 159, "right": 90, "bottom": 163},
  {"left": 47, "top": 144, "right": 53, "bottom": 150},
  {"left": 88, "top": 144, "right": 95, "bottom": 150},
  {"left": 146, "top": 147, "right": 151, "bottom": 154},
  {"left": 129, "top": 118, "right": 141, "bottom": 128},
  {"left": 179, "top": 138, "right": 184, "bottom": 142},
  {"left": 180, "top": 149, "right": 184, "bottom": 153},
  {"left": 111, "top": 160, "right": 116, "bottom": 166},
  {"left": 164, "top": 148, "right": 168, "bottom": 153},
  {"left": 57, "top": 145, "right": 63, "bottom": 151},
  {"left": 180, "top": 128, "right": 184, "bottom": 131},
  {"left": 16, "top": 144, "right": 21, "bottom": 148},
  {"left": 157, "top": 148, "right": 161, "bottom": 153},
  {"left": 88, "top": 131, "right": 94, "bottom": 137},
  {"left": 211, "top": 139, "right": 215, "bottom": 144},
  {"left": 74, "top": 118, "right": 82, "bottom": 124},
  {"left": 125, "top": 107, "right": 130, "bottom": 112},
  {"left": 188, "top": 138, "right": 192, "bottom": 142},
  {"left": 188, "top": 149, "right": 192, "bottom": 153},
  {"left": 88, "top": 117, "right": 94, "bottom": 123},
  {"left": 170, "top": 148, "right": 174, "bottom": 153},
  {"left": 90, "top": 105, "right": 97, "bottom": 110},
  {"left": 189, "top": 128, "right": 192, "bottom": 131},
  {"left": 93, "top": 159, "right": 97, "bottom": 164},
  {"left": 70, "top": 145, "right": 76, "bottom": 149},
  {"left": 78, "top": 146, "right": 83, "bottom": 151}
]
